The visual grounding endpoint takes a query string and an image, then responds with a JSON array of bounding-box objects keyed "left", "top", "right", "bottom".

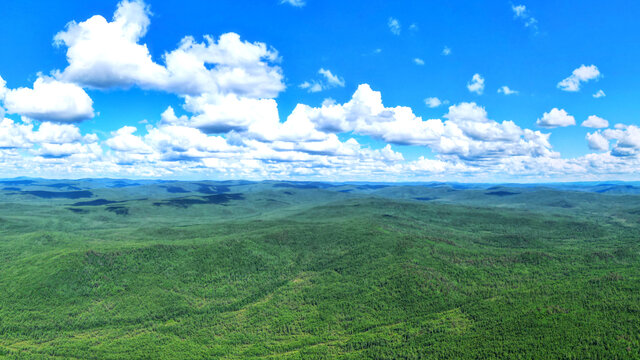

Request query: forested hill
[{"left": 0, "top": 179, "right": 638, "bottom": 358}]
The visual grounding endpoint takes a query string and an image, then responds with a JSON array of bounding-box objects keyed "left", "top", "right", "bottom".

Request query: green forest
[{"left": 0, "top": 179, "right": 638, "bottom": 359}]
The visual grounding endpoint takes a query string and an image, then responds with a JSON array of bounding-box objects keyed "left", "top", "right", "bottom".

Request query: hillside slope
[{"left": 0, "top": 180, "right": 638, "bottom": 358}]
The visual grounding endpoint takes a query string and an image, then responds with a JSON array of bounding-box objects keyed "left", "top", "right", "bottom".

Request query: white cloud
[
  {"left": 2, "top": 76, "right": 94, "bottom": 122},
  {"left": 51, "top": 0, "right": 287, "bottom": 137},
  {"left": 536, "top": 108, "right": 576, "bottom": 128},
  {"left": 53, "top": 0, "right": 168, "bottom": 89},
  {"left": 388, "top": 18, "right": 401, "bottom": 35},
  {"left": 163, "top": 33, "right": 284, "bottom": 98},
  {"left": 511, "top": 4, "right": 538, "bottom": 31},
  {"left": 98, "top": 114, "right": 407, "bottom": 179},
  {"left": 0, "top": 118, "right": 33, "bottom": 149},
  {"left": 5, "top": 97, "right": 640, "bottom": 180},
  {"left": 0, "top": 75, "right": 7, "bottom": 99},
  {"left": 413, "top": 58, "right": 425, "bottom": 65},
  {"left": 581, "top": 115, "right": 609, "bottom": 129},
  {"left": 289, "top": 84, "right": 444, "bottom": 145},
  {"left": 586, "top": 131, "right": 609, "bottom": 151},
  {"left": 31, "top": 122, "right": 83, "bottom": 144},
  {"left": 318, "top": 68, "right": 345, "bottom": 87},
  {"left": 84, "top": 133, "right": 99, "bottom": 143},
  {"left": 4, "top": 0, "right": 640, "bottom": 181},
  {"left": 603, "top": 125, "right": 640, "bottom": 157},
  {"left": 442, "top": 46, "right": 451, "bottom": 56},
  {"left": 185, "top": 93, "right": 281, "bottom": 134},
  {"left": 497, "top": 86, "right": 518, "bottom": 95},
  {"left": 512, "top": 4, "right": 526, "bottom": 17},
  {"left": 36, "top": 142, "right": 101, "bottom": 159},
  {"left": 54, "top": 0, "right": 285, "bottom": 135},
  {"left": 106, "top": 123, "right": 239, "bottom": 163},
  {"left": 105, "top": 126, "right": 153, "bottom": 154},
  {"left": 145, "top": 125, "right": 236, "bottom": 160},
  {"left": 159, "top": 106, "right": 189, "bottom": 126},
  {"left": 0, "top": 117, "right": 98, "bottom": 160},
  {"left": 467, "top": 73, "right": 485, "bottom": 95},
  {"left": 286, "top": 85, "right": 555, "bottom": 162},
  {"left": 300, "top": 68, "right": 344, "bottom": 93},
  {"left": 424, "top": 97, "right": 448, "bottom": 108},
  {"left": 280, "top": 0, "right": 305, "bottom": 7},
  {"left": 593, "top": 89, "right": 606, "bottom": 98},
  {"left": 557, "top": 65, "right": 601, "bottom": 92},
  {"left": 407, "top": 157, "right": 472, "bottom": 175},
  {"left": 440, "top": 103, "right": 554, "bottom": 161},
  {"left": 409, "top": 23, "right": 418, "bottom": 31},
  {"left": 299, "top": 81, "right": 323, "bottom": 93}
]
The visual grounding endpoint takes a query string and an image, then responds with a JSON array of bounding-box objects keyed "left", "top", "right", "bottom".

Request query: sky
[{"left": 0, "top": 0, "right": 639, "bottom": 182}]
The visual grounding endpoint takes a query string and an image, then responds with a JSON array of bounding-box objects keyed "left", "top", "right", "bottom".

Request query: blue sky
[{"left": 0, "top": 0, "right": 639, "bottom": 181}]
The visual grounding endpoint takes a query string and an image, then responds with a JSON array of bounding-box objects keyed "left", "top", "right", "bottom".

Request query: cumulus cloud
[
  {"left": 424, "top": 97, "right": 448, "bottom": 108},
  {"left": 441, "top": 102, "right": 555, "bottom": 160},
  {"left": 53, "top": 0, "right": 167, "bottom": 89},
  {"left": 557, "top": 65, "right": 601, "bottom": 92},
  {"left": 51, "top": 0, "right": 288, "bottom": 138},
  {"left": 105, "top": 126, "right": 153, "bottom": 154},
  {"left": 0, "top": 118, "right": 33, "bottom": 149},
  {"left": 593, "top": 90, "right": 606, "bottom": 98},
  {"left": 536, "top": 108, "right": 576, "bottom": 128},
  {"left": 100, "top": 115, "right": 406, "bottom": 178},
  {"left": 3, "top": 0, "right": 638, "bottom": 181},
  {"left": 467, "top": 74, "right": 485, "bottom": 94},
  {"left": 414, "top": 58, "right": 425, "bottom": 65},
  {"left": 162, "top": 33, "right": 284, "bottom": 98},
  {"left": 442, "top": 46, "right": 451, "bottom": 56},
  {"left": 53, "top": 0, "right": 284, "bottom": 133},
  {"left": 388, "top": 18, "right": 401, "bottom": 35},
  {"left": 5, "top": 97, "right": 640, "bottom": 180},
  {"left": 134, "top": 125, "right": 237, "bottom": 162},
  {"left": 497, "top": 86, "right": 518, "bottom": 95},
  {"left": 283, "top": 85, "right": 555, "bottom": 162},
  {"left": 0, "top": 117, "right": 98, "bottom": 159},
  {"left": 603, "top": 125, "right": 640, "bottom": 157},
  {"left": 50, "top": 0, "right": 288, "bottom": 138},
  {"left": 31, "top": 122, "right": 83, "bottom": 144},
  {"left": 581, "top": 115, "right": 609, "bottom": 129},
  {"left": 586, "top": 131, "right": 609, "bottom": 151},
  {"left": 36, "top": 142, "right": 101, "bottom": 159},
  {"left": 186, "top": 93, "right": 280, "bottom": 134},
  {"left": 2, "top": 76, "right": 94, "bottom": 122},
  {"left": 106, "top": 107, "right": 396, "bottom": 164}
]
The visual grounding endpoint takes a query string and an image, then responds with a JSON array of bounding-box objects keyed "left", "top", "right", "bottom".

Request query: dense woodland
[{"left": 0, "top": 179, "right": 638, "bottom": 359}]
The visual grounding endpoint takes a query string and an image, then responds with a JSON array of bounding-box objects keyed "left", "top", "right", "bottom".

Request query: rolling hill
[{"left": 0, "top": 179, "right": 638, "bottom": 359}]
